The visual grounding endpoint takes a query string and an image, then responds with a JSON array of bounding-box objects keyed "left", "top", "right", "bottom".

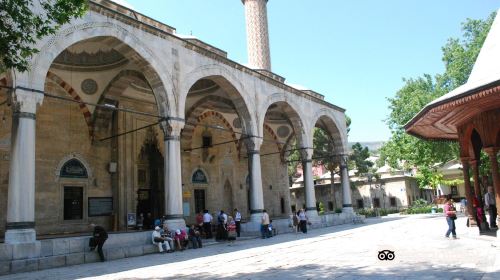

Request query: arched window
[
  {"left": 60, "top": 158, "right": 88, "bottom": 178},
  {"left": 192, "top": 169, "right": 208, "bottom": 184}
]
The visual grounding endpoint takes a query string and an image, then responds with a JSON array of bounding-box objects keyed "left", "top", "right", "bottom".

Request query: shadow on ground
[
  {"left": 116, "top": 263, "right": 488, "bottom": 280},
  {"left": 2, "top": 215, "right": 454, "bottom": 280}
]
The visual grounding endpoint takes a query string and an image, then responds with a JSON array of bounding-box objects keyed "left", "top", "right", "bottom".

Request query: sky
[{"left": 121, "top": 0, "right": 499, "bottom": 143}]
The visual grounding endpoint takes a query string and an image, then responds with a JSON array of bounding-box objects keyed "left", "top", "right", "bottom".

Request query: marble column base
[
  {"left": 342, "top": 207, "right": 355, "bottom": 215},
  {"left": 5, "top": 228, "right": 36, "bottom": 244},
  {"left": 249, "top": 213, "right": 263, "bottom": 224},
  {"left": 164, "top": 218, "right": 186, "bottom": 231},
  {"left": 306, "top": 210, "right": 321, "bottom": 227}
]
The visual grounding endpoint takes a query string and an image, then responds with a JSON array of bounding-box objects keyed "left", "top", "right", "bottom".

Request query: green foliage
[
  {"left": 0, "top": 0, "right": 88, "bottom": 72},
  {"left": 356, "top": 208, "right": 377, "bottom": 217},
  {"left": 379, "top": 12, "right": 496, "bottom": 184},
  {"left": 335, "top": 208, "right": 342, "bottom": 214},
  {"left": 318, "top": 202, "right": 325, "bottom": 215},
  {"left": 356, "top": 208, "right": 398, "bottom": 217},
  {"left": 415, "top": 168, "right": 444, "bottom": 189},
  {"left": 400, "top": 199, "right": 437, "bottom": 215},
  {"left": 349, "top": 142, "right": 373, "bottom": 175}
]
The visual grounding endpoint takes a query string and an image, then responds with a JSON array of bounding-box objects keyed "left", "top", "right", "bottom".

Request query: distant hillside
[{"left": 347, "top": 141, "right": 384, "bottom": 154}]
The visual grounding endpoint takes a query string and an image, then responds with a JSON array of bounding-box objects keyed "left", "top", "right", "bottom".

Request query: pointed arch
[
  {"left": 46, "top": 71, "right": 93, "bottom": 137},
  {"left": 179, "top": 65, "right": 257, "bottom": 136},
  {"left": 25, "top": 23, "right": 174, "bottom": 117}
]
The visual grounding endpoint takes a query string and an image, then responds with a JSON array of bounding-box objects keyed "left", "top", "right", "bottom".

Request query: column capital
[
  {"left": 484, "top": 147, "right": 499, "bottom": 156},
  {"left": 299, "top": 147, "right": 314, "bottom": 161},
  {"left": 244, "top": 136, "right": 263, "bottom": 152},
  {"left": 13, "top": 88, "right": 43, "bottom": 115},
  {"left": 161, "top": 118, "right": 185, "bottom": 139}
]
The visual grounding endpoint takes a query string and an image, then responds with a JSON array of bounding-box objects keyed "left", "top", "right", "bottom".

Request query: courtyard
[{"left": 1, "top": 215, "right": 499, "bottom": 280}]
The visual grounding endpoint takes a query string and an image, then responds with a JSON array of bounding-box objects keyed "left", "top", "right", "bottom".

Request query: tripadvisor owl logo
[{"left": 378, "top": 250, "right": 395, "bottom": 261}]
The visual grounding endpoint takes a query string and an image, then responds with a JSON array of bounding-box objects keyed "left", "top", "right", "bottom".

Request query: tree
[
  {"left": 379, "top": 12, "right": 496, "bottom": 188},
  {"left": 0, "top": 0, "right": 87, "bottom": 72},
  {"left": 349, "top": 142, "right": 373, "bottom": 175}
]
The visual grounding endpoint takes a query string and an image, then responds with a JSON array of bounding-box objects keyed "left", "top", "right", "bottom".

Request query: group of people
[
  {"left": 292, "top": 209, "right": 310, "bottom": 234},
  {"left": 151, "top": 222, "right": 204, "bottom": 253},
  {"left": 198, "top": 208, "right": 242, "bottom": 242},
  {"left": 444, "top": 185, "right": 498, "bottom": 239}
]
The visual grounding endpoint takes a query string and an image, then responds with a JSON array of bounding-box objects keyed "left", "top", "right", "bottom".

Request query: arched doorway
[{"left": 136, "top": 127, "right": 164, "bottom": 220}]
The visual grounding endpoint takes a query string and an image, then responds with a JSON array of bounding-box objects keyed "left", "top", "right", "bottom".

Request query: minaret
[{"left": 242, "top": 0, "right": 271, "bottom": 71}]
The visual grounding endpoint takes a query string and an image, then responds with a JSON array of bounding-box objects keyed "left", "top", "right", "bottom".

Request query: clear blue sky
[{"left": 123, "top": 0, "right": 498, "bottom": 143}]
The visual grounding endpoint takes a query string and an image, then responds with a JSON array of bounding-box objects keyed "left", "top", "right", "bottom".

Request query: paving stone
[
  {"left": 10, "top": 259, "right": 38, "bottom": 273},
  {"left": 11, "top": 242, "right": 40, "bottom": 260},
  {"left": 38, "top": 255, "right": 65, "bottom": 270},
  {"left": 52, "top": 239, "right": 69, "bottom": 255},
  {"left": 142, "top": 245, "right": 157, "bottom": 255},
  {"left": 40, "top": 240, "right": 53, "bottom": 257},
  {"left": 0, "top": 262, "right": 9, "bottom": 276},
  {"left": 0, "top": 215, "right": 498, "bottom": 279},
  {"left": 0, "top": 245, "right": 12, "bottom": 261},
  {"left": 124, "top": 246, "right": 143, "bottom": 258},
  {"left": 105, "top": 248, "right": 125, "bottom": 261},
  {"left": 69, "top": 239, "right": 86, "bottom": 254},
  {"left": 84, "top": 252, "right": 100, "bottom": 263},
  {"left": 66, "top": 253, "right": 85, "bottom": 266}
]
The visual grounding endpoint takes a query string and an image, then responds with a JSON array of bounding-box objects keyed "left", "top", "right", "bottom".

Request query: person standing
[
  {"left": 202, "top": 209, "right": 213, "bottom": 239},
  {"left": 292, "top": 211, "right": 299, "bottom": 234},
  {"left": 234, "top": 208, "right": 242, "bottom": 237},
  {"left": 444, "top": 199, "right": 457, "bottom": 239},
  {"left": 261, "top": 209, "right": 270, "bottom": 239},
  {"left": 484, "top": 186, "right": 497, "bottom": 229},
  {"left": 196, "top": 211, "right": 204, "bottom": 228},
  {"left": 298, "top": 209, "right": 308, "bottom": 234},
  {"left": 89, "top": 224, "right": 108, "bottom": 261}
]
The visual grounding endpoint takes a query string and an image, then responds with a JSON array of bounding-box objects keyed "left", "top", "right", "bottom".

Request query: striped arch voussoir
[
  {"left": 182, "top": 110, "right": 239, "bottom": 154},
  {"left": 46, "top": 71, "right": 93, "bottom": 137}
]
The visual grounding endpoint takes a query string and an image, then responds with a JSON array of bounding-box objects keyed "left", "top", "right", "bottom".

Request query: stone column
[
  {"left": 5, "top": 88, "right": 43, "bottom": 244},
  {"left": 247, "top": 137, "right": 265, "bottom": 224},
  {"left": 460, "top": 158, "right": 476, "bottom": 226},
  {"left": 162, "top": 119, "right": 186, "bottom": 230},
  {"left": 301, "top": 148, "right": 319, "bottom": 221},
  {"left": 484, "top": 148, "right": 500, "bottom": 223},
  {"left": 242, "top": 0, "right": 272, "bottom": 70},
  {"left": 340, "top": 155, "right": 354, "bottom": 213}
]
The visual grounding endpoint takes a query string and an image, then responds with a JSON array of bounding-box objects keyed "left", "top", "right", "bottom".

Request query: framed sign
[
  {"left": 60, "top": 158, "right": 88, "bottom": 178},
  {"left": 88, "top": 197, "right": 113, "bottom": 217},
  {"left": 127, "top": 213, "right": 136, "bottom": 226}
]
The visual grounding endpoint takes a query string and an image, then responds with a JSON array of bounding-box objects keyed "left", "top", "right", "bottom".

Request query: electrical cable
[{"left": 2, "top": 85, "right": 332, "bottom": 153}]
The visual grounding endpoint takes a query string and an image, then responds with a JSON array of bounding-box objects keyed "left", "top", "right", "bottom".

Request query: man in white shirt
[
  {"left": 234, "top": 208, "right": 242, "bottom": 237},
  {"left": 202, "top": 209, "right": 213, "bottom": 239},
  {"left": 484, "top": 186, "right": 497, "bottom": 229},
  {"left": 152, "top": 226, "right": 172, "bottom": 253},
  {"left": 261, "top": 209, "right": 270, "bottom": 239}
]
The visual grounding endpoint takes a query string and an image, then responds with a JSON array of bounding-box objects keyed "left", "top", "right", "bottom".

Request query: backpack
[{"left": 218, "top": 214, "right": 224, "bottom": 224}]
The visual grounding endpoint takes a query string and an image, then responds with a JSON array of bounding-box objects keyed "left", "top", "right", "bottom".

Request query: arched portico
[
  {"left": 179, "top": 65, "right": 257, "bottom": 136},
  {"left": 310, "top": 110, "right": 352, "bottom": 213}
]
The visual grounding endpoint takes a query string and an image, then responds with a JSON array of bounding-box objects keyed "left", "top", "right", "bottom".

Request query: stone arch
[
  {"left": 92, "top": 69, "right": 157, "bottom": 139},
  {"left": 46, "top": 71, "right": 93, "bottom": 137},
  {"left": 182, "top": 110, "right": 239, "bottom": 153},
  {"left": 179, "top": 64, "right": 257, "bottom": 136},
  {"left": 263, "top": 124, "right": 283, "bottom": 154},
  {"left": 259, "top": 93, "right": 308, "bottom": 149},
  {"left": 310, "top": 108, "right": 347, "bottom": 156},
  {"left": 24, "top": 22, "right": 175, "bottom": 117},
  {"left": 191, "top": 168, "right": 209, "bottom": 184},
  {"left": 54, "top": 153, "right": 94, "bottom": 181}
]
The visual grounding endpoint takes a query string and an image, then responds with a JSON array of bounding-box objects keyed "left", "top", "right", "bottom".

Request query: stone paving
[{"left": 1, "top": 214, "right": 499, "bottom": 280}]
